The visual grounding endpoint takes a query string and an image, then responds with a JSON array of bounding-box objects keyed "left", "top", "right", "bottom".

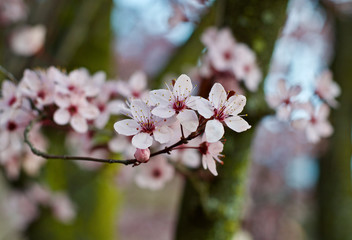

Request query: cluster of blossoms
[
  {"left": 1, "top": 183, "right": 76, "bottom": 231},
  {"left": 266, "top": 70, "right": 340, "bottom": 143},
  {"left": 0, "top": 0, "right": 46, "bottom": 56},
  {"left": 191, "top": 27, "right": 262, "bottom": 94},
  {"left": 0, "top": 64, "right": 251, "bottom": 191}
]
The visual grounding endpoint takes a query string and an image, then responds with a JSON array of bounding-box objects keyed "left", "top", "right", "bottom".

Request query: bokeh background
[{"left": 0, "top": 0, "right": 352, "bottom": 239}]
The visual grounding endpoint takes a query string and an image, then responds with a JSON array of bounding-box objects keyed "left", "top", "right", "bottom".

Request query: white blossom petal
[
  {"left": 204, "top": 154, "right": 218, "bottom": 176},
  {"left": 79, "top": 105, "right": 99, "bottom": 120},
  {"left": 114, "top": 119, "right": 140, "bottom": 136},
  {"left": 154, "top": 125, "right": 172, "bottom": 144},
  {"left": 209, "top": 83, "right": 227, "bottom": 109},
  {"left": 176, "top": 109, "right": 199, "bottom": 132},
  {"left": 152, "top": 106, "right": 175, "bottom": 118},
  {"left": 205, "top": 119, "right": 224, "bottom": 143},
  {"left": 149, "top": 89, "right": 172, "bottom": 106},
  {"left": 70, "top": 115, "right": 88, "bottom": 133},
  {"left": 132, "top": 132, "right": 153, "bottom": 149},
  {"left": 173, "top": 74, "right": 192, "bottom": 97},
  {"left": 226, "top": 94, "right": 246, "bottom": 116},
  {"left": 53, "top": 109, "right": 70, "bottom": 125},
  {"left": 224, "top": 116, "right": 251, "bottom": 133},
  {"left": 196, "top": 98, "right": 214, "bottom": 119}
]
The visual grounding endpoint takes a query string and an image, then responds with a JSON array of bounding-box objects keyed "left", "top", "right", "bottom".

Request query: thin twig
[{"left": 0, "top": 65, "right": 18, "bottom": 83}]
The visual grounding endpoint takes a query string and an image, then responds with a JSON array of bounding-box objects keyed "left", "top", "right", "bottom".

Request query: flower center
[
  {"left": 283, "top": 98, "right": 290, "bottom": 105},
  {"left": 37, "top": 90, "right": 45, "bottom": 99},
  {"left": 8, "top": 96, "right": 17, "bottom": 106},
  {"left": 7, "top": 121, "right": 17, "bottom": 132},
  {"left": 68, "top": 105, "right": 78, "bottom": 115},
  {"left": 223, "top": 50, "right": 232, "bottom": 60},
  {"left": 98, "top": 103, "right": 105, "bottom": 112},
  {"left": 310, "top": 116, "right": 317, "bottom": 124},
  {"left": 213, "top": 106, "right": 227, "bottom": 122},
  {"left": 68, "top": 85, "right": 75, "bottom": 91},
  {"left": 152, "top": 168, "right": 162, "bottom": 178},
  {"left": 199, "top": 142, "right": 209, "bottom": 155},
  {"left": 173, "top": 97, "right": 186, "bottom": 113},
  {"left": 140, "top": 119, "right": 155, "bottom": 134}
]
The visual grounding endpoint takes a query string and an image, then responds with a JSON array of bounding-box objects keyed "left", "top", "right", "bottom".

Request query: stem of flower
[{"left": 0, "top": 65, "right": 18, "bottom": 83}]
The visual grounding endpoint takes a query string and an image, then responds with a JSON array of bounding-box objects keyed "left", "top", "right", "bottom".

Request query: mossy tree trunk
[
  {"left": 318, "top": 14, "right": 352, "bottom": 240},
  {"left": 175, "top": 1, "right": 288, "bottom": 239}
]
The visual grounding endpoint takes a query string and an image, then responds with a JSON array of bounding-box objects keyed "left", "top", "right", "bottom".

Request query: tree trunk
[{"left": 175, "top": 1, "right": 288, "bottom": 239}]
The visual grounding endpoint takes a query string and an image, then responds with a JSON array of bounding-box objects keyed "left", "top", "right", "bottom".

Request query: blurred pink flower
[
  {"left": 199, "top": 139, "right": 224, "bottom": 176},
  {"left": 116, "top": 71, "right": 149, "bottom": 101},
  {"left": 135, "top": 156, "right": 174, "bottom": 190},
  {"left": 19, "top": 69, "right": 55, "bottom": 109},
  {"left": 10, "top": 25, "right": 46, "bottom": 56},
  {"left": 266, "top": 79, "right": 301, "bottom": 121},
  {"left": 0, "top": 0, "right": 27, "bottom": 25},
  {"left": 314, "top": 70, "right": 340, "bottom": 107},
  {"left": 50, "top": 192, "right": 76, "bottom": 224},
  {"left": 292, "top": 103, "right": 333, "bottom": 143},
  {"left": 134, "top": 148, "right": 150, "bottom": 163}
]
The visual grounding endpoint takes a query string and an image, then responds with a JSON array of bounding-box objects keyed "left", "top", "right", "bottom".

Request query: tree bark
[
  {"left": 318, "top": 14, "right": 352, "bottom": 240},
  {"left": 175, "top": 1, "right": 288, "bottom": 239}
]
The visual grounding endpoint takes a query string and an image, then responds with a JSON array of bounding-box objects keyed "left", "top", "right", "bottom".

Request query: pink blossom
[
  {"left": 266, "top": 79, "right": 301, "bottom": 121},
  {"left": 116, "top": 71, "right": 148, "bottom": 100},
  {"left": 19, "top": 69, "right": 55, "bottom": 108},
  {"left": 150, "top": 74, "right": 199, "bottom": 132},
  {"left": 196, "top": 137, "right": 224, "bottom": 176},
  {"left": 292, "top": 103, "right": 333, "bottom": 143},
  {"left": 0, "top": 0, "right": 27, "bottom": 25},
  {"left": 168, "top": 4, "right": 188, "bottom": 28},
  {"left": 197, "top": 83, "right": 251, "bottom": 142},
  {"left": 108, "top": 135, "right": 136, "bottom": 159},
  {"left": 314, "top": 70, "right": 340, "bottom": 107},
  {"left": 114, "top": 99, "right": 173, "bottom": 149},
  {"left": 134, "top": 148, "right": 150, "bottom": 163},
  {"left": 135, "top": 156, "right": 174, "bottom": 190},
  {"left": 50, "top": 192, "right": 76, "bottom": 224},
  {"left": 53, "top": 94, "right": 99, "bottom": 133},
  {"left": 0, "top": 80, "right": 22, "bottom": 114},
  {"left": 233, "top": 43, "right": 262, "bottom": 92},
  {"left": 10, "top": 25, "right": 46, "bottom": 56}
]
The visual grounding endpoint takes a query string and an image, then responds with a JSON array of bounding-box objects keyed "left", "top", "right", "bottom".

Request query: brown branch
[{"left": 24, "top": 118, "right": 206, "bottom": 166}]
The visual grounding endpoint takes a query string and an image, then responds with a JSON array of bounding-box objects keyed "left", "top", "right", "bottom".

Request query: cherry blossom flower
[
  {"left": 53, "top": 94, "right": 99, "bottom": 133},
  {"left": 10, "top": 25, "right": 46, "bottom": 56},
  {"left": 149, "top": 74, "right": 199, "bottom": 132},
  {"left": 135, "top": 155, "right": 174, "bottom": 190},
  {"left": 114, "top": 99, "right": 173, "bottom": 149},
  {"left": 3, "top": 191, "right": 39, "bottom": 231},
  {"left": 50, "top": 192, "right": 76, "bottom": 224},
  {"left": 266, "top": 79, "right": 301, "bottom": 121},
  {"left": 108, "top": 135, "right": 136, "bottom": 159},
  {"left": 233, "top": 43, "right": 262, "bottom": 92},
  {"left": 197, "top": 83, "right": 251, "bottom": 142},
  {"left": 0, "top": 0, "right": 27, "bottom": 25},
  {"left": 292, "top": 103, "right": 333, "bottom": 143},
  {"left": 116, "top": 71, "right": 148, "bottom": 100},
  {"left": 19, "top": 69, "right": 55, "bottom": 108},
  {"left": 202, "top": 28, "right": 237, "bottom": 72},
  {"left": 53, "top": 68, "right": 101, "bottom": 98},
  {"left": 314, "top": 70, "right": 340, "bottom": 107},
  {"left": 198, "top": 138, "right": 224, "bottom": 176},
  {"left": 0, "top": 80, "right": 22, "bottom": 114}
]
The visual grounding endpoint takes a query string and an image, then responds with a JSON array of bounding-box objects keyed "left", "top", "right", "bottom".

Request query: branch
[
  {"left": 0, "top": 65, "right": 18, "bottom": 83},
  {"left": 24, "top": 119, "right": 205, "bottom": 166}
]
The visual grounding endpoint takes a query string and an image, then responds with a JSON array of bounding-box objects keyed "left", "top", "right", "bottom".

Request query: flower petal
[
  {"left": 209, "top": 83, "right": 227, "bottom": 109},
  {"left": 196, "top": 98, "right": 214, "bottom": 119},
  {"left": 152, "top": 106, "right": 175, "bottom": 118},
  {"left": 70, "top": 115, "right": 88, "bottom": 133},
  {"left": 114, "top": 119, "right": 140, "bottom": 136},
  {"left": 130, "top": 99, "right": 151, "bottom": 120},
  {"left": 154, "top": 125, "right": 172, "bottom": 144},
  {"left": 224, "top": 116, "right": 251, "bottom": 133},
  {"left": 226, "top": 94, "right": 246, "bottom": 115},
  {"left": 53, "top": 108, "right": 70, "bottom": 125},
  {"left": 129, "top": 71, "right": 147, "bottom": 93},
  {"left": 204, "top": 154, "right": 218, "bottom": 176},
  {"left": 79, "top": 105, "right": 99, "bottom": 120},
  {"left": 173, "top": 74, "right": 192, "bottom": 98},
  {"left": 149, "top": 89, "right": 172, "bottom": 106},
  {"left": 132, "top": 132, "right": 153, "bottom": 149},
  {"left": 205, "top": 119, "right": 224, "bottom": 143},
  {"left": 176, "top": 109, "right": 199, "bottom": 132}
]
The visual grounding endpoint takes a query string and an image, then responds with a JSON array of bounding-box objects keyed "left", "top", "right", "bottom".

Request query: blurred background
[{"left": 0, "top": 0, "right": 352, "bottom": 239}]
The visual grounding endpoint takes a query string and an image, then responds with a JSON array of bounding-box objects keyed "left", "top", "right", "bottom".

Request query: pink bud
[{"left": 134, "top": 148, "right": 150, "bottom": 163}]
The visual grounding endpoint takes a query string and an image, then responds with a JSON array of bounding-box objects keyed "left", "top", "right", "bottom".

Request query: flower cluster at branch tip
[{"left": 266, "top": 70, "right": 340, "bottom": 143}]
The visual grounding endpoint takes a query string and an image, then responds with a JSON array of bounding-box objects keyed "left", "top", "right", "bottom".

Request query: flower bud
[{"left": 134, "top": 148, "right": 150, "bottom": 163}]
